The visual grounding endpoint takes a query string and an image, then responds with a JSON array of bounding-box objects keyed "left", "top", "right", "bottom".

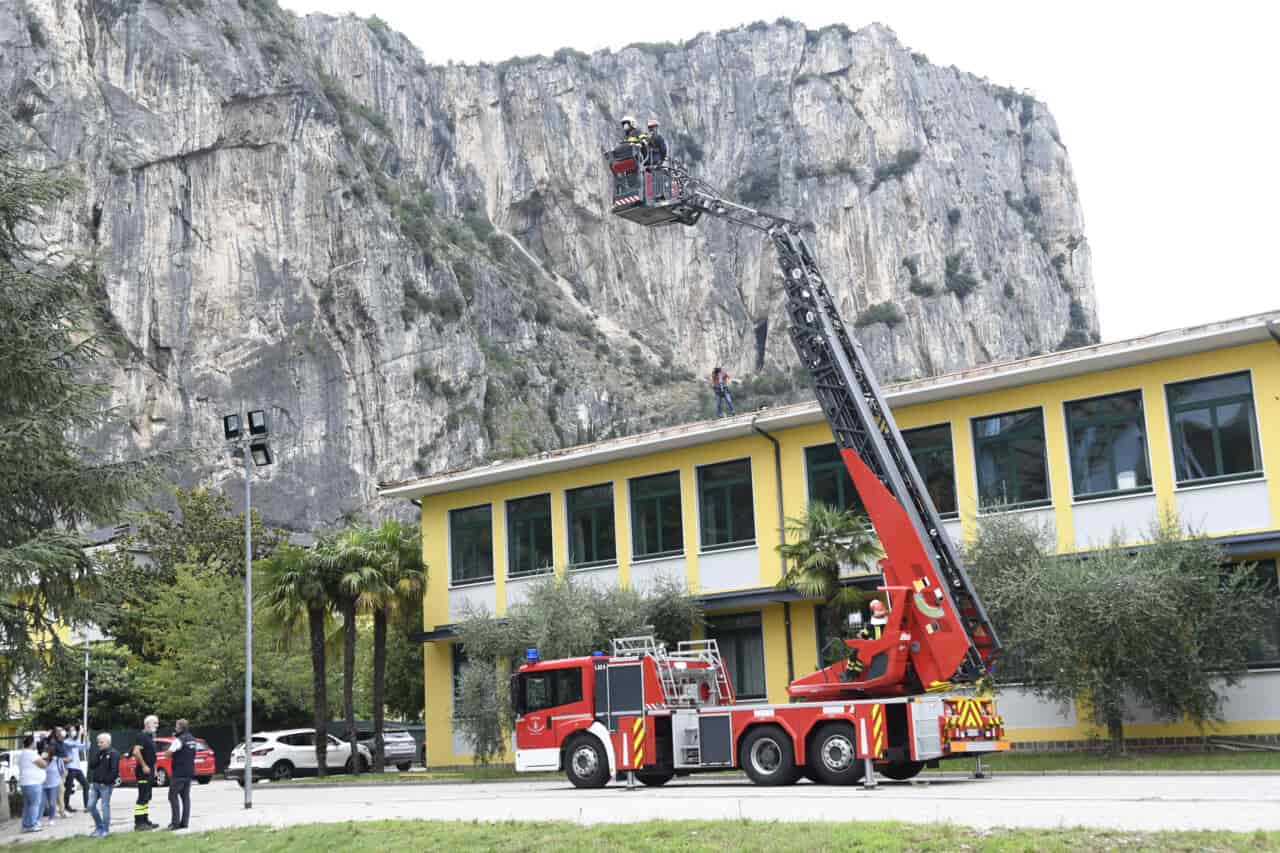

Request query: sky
[{"left": 280, "top": 0, "right": 1279, "bottom": 342}]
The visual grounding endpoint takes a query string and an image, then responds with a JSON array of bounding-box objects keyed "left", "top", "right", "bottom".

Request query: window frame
[
  {"left": 970, "top": 406, "right": 1053, "bottom": 513},
  {"left": 1063, "top": 388, "right": 1155, "bottom": 502},
  {"left": 696, "top": 458, "right": 757, "bottom": 552},
  {"left": 505, "top": 493, "right": 554, "bottom": 579},
  {"left": 448, "top": 503, "right": 494, "bottom": 587},
  {"left": 450, "top": 643, "right": 468, "bottom": 720},
  {"left": 706, "top": 611, "right": 767, "bottom": 701},
  {"left": 628, "top": 470, "right": 685, "bottom": 561},
  {"left": 1165, "top": 370, "right": 1264, "bottom": 488},
  {"left": 901, "top": 423, "right": 960, "bottom": 519},
  {"left": 565, "top": 482, "right": 617, "bottom": 570},
  {"left": 1246, "top": 559, "right": 1280, "bottom": 670},
  {"left": 516, "top": 666, "right": 585, "bottom": 715},
  {"left": 802, "top": 442, "right": 865, "bottom": 515}
]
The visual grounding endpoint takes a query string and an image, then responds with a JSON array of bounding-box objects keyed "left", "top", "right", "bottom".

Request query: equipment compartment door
[{"left": 698, "top": 715, "right": 732, "bottom": 766}]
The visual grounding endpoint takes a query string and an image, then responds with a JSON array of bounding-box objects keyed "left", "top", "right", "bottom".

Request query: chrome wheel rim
[
  {"left": 750, "top": 737, "right": 783, "bottom": 775},
  {"left": 571, "top": 745, "right": 598, "bottom": 778},
  {"left": 821, "top": 733, "right": 855, "bottom": 772}
]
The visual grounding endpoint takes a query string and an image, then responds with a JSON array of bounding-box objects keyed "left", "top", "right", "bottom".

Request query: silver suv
[{"left": 358, "top": 728, "right": 417, "bottom": 771}]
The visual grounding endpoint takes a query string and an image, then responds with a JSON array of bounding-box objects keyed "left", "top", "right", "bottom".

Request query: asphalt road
[{"left": 6, "top": 773, "right": 1279, "bottom": 843}]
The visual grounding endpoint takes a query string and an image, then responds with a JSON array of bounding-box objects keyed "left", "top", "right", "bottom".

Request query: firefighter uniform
[
  {"left": 847, "top": 613, "right": 888, "bottom": 676},
  {"left": 133, "top": 729, "right": 158, "bottom": 829}
]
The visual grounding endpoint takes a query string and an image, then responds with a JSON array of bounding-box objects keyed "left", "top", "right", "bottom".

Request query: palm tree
[
  {"left": 319, "top": 528, "right": 374, "bottom": 776},
  {"left": 257, "top": 542, "right": 334, "bottom": 775},
  {"left": 776, "top": 502, "right": 883, "bottom": 654},
  {"left": 361, "top": 520, "right": 425, "bottom": 772}
]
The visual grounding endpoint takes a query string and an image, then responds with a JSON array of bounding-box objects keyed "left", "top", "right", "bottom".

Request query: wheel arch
[
  {"left": 735, "top": 719, "right": 802, "bottom": 768},
  {"left": 560, "top": 722, "right": 617, "bottom": 778}
]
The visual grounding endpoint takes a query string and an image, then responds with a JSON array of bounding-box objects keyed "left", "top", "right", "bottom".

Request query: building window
[
  {"left": 804, "top": 444, "right": 865, "bottom": 515},
  {"left": 1167, "top": 372, "right": 1263, "bottom": 485},
  {"left": 1065, "top": 390, "right": 1153, "bottom": 500},
  {"left": 707, "top": 612, "right": 766, "bottom": 700},
  {"left": 506, "top": 494, "right": 553, "bottom": 578},
  {"left": 449, "top": 504, "right": 493, "bottom": 585},
  {"left": 451, "top": 643, "right": 468, "bottom": 717},
  {"left": 698, "top": 459, "right": 756, "bottom": 550},
  {"left": 566, "top": 483, "right": 616, "bottom": 568},
  {"left": 972, "top": 408, "right": 1051, "bottom": 511},
  {"left": 902, "top": 424, "right": 958, "bottom": 518},
  {"left": 1249, "top": 560, "right": 1280, "bottom": 668},
  {"left": 630, "top": 471, "right": 684, "bottom": 559}
]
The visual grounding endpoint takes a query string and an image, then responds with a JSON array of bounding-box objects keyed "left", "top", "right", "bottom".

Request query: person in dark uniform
[
  {"left": 645, "top": 118, "right": 668, "bottom": 167},
  {"left": 165, "top": 719, "right": 196, "bottom": 831},
  {"left": 131, "top": 714, "right": 160, "bottom": 830}
]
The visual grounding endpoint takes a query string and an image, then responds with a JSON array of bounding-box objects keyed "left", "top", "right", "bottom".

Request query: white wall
[
  {"left": 698, "top": 545, "right": 759, "bottom": 591},
  {"left": 1176, "top": 479, "right": 1272, "bottom": 535}
]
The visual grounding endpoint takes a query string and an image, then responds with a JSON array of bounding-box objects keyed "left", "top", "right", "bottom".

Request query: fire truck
[{"left": 510, "top": 142, "right": 1009, "bottom": 788}]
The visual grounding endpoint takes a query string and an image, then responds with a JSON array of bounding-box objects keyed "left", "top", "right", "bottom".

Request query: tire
[
  {"left": 396, "top": 762, "right": 411, "bottom": 772},
  {"left": 636, "top": 770, "right": 674, "bottom": 787},
  {"left": 879, "top": 760, "right": 925, "bottom": 781},
  {"left": 564, "top": 735, "right": 610, "bottom": 789},
  {"left": 809, "top": 723, "right": 865, "bottom": 786},
  {"left": 740, "top": 726, "right": 799, "bottom": 786},
  {"left": 154, "top": 768, "right": 169, "bottom": 787},
  {"left": 195, "top": 776, "right": 212, "bottom": 785},
  {"left": 802, "top": 764, "right": 823, "bottom": 784},
  {"left": 270, "top": 761, "right": 295, "bottom": 782}
]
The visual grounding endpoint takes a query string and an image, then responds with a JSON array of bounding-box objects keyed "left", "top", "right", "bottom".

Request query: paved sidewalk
[{"left": 5, "top": 774, "right": 1278, "bottom": 843}]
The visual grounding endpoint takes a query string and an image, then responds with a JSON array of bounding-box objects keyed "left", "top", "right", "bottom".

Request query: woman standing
[
  {"left": 41, "top": 735, "right": 63, "bottom": 826},
  {"left": 17, "top": 735, "right": 48, "bottom": 834}
]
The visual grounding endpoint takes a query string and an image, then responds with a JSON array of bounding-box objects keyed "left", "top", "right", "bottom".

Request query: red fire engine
[{"left": 510, "top": 143, "right": 1009, "bottom": 788}]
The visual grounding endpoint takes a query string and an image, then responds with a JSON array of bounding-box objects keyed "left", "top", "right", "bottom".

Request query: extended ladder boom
[{"left": 609, "top": 148, "right": 1000, "bottom": 691}]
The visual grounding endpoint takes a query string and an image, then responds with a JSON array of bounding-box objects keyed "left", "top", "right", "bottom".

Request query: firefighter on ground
[
  {"left": 645, "top": 118, "right": 667, "bottom": 166},
  {"left": 846, "top": 599, "right": 889, "bottom": 677},
  {"left": 131, "top": 714, "right": 160, "bottom": 830}
]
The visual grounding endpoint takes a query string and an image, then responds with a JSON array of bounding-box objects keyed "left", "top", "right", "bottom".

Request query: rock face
[{"left": 1, "top": 2, "right": 1098, "bottom": 531}]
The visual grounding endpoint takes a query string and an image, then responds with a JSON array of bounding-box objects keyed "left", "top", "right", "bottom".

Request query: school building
[{"left": 381, "top": 312, "right": 1280, "bottom": 765}]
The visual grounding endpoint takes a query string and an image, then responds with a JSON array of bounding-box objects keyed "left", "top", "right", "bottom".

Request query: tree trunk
[
  {"left": 1107, "top": 715, "right": 1125, "bottom": 755},
  {"left": 372, "top": 608, "right": 387, "bottom": 773},
  {"left": 308, "top": 606, "right": 329, "bottom": 776},
  {"left": 343, "top": 598, "right": 360, "bottom": 775}
]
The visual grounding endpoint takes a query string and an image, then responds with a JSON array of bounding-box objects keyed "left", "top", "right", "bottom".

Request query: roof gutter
[{"left": 751, "top": 413, "right": 794, "bottom": 684}]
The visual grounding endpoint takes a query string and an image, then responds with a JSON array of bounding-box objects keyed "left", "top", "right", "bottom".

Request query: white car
[{"left": 227, "top": 729, "right": 373, "bottom": 784}]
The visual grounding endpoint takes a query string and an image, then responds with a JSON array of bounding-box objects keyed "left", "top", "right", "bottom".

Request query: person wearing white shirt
[{"left": 17, "top": 735, "right": 49, "bottom": 833}]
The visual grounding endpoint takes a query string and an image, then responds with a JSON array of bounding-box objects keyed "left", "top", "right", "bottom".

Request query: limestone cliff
[{"left": 1, "top": 1, "right": 1097, "bottom": 529}]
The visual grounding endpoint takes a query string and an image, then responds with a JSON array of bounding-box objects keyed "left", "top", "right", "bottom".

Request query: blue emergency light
[
  {"left": 591, "top": 650, "right": 605, "bottom": 657},
  {"left": 526, "top": 648, "right": 539, "bottom": 663}
]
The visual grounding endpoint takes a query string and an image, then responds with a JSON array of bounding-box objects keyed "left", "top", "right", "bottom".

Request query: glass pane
[
  {"left": 630, "top": 472, "right": 683, "bottom": 557},
  {"left": 707, "top": 612, "right": 765, "bottom": 699},
  {"left": 450, "top": 505, "right": 493, "bottom": 583},
  {"left": 903, "top": 425, "right": 957, "bottom": 516},
  {"left": 805, "top": 444, "right": 865, "bottom": 514},
  {"left": 699, "top": 460, "right": 755, "bottom": 548},
  {"left": 973, "top": 409, "right": 1048, "bottom": 509},
  {"left": 1248, "top": 561, "right": 1280, "bottom": 665},
  {"left": 1172, "top": 408, "right": 1216, "bottom": 481},
  {"left": 1066, "top": 391, "right": 1152, "bottom": 497},
  {"left": 567, "top": 484, "right": 616, "bottom": 566},
  {"left": 1168, "top": 372, "right": 1251, "bottom": 406},
  {"left": 507, "top": 494, "right": 553, "bottom": 576},
  {"left": 1217, "top": 401, "right": 1260, "bottom": 476}
]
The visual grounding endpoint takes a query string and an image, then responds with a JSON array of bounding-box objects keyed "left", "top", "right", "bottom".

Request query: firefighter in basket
[{"left": 846, "top": 598, "right": 889, "bottom": 677}]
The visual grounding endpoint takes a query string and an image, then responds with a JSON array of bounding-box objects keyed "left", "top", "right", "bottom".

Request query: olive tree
[{"left": 965, "top": 513, "right": 1270, "bottom": 751}]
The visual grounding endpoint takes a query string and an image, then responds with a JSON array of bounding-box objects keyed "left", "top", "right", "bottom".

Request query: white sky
[{"left": 282, "top": 0, "right": 1280, "bottom": 342}]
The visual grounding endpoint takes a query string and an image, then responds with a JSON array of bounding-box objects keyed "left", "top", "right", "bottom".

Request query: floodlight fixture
[
  {"left": 250, "top": 441, "right": 273, "bottom": 467},
  {"left": 248, "top": 409, "right": 269, "bottom": 436},
  {"left": 223, "top": 414, "right": 242, "bottom": 441}
]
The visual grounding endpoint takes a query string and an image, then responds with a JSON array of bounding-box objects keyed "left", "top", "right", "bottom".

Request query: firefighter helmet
[
  {"left": 621, "top": 115, "right": 636, "bottom": 127},
  {"left": 646, "top": 118, "right": 659, "bottom": 128},
  {"left": 869, "top": 599, "right": 887, "bottom": 615}
]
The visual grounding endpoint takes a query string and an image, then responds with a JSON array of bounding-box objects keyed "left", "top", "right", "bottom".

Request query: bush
[
  {"left": 944, "top": 253, "right": 980, "bottom": 299},
  {"left": 455, "top": 663, "right": 506, "bottom": 765},
  {"left": 1056, "top": 298, "right": 1096, "bottom": 351},
  {"left": 870, "top": 148, "right": 922, "bottom": 191},
  {"left": 909, "top": 278, "right": 937, "bottom": 297},
  {"left": 365, "top": 14, "right": 392, "bottom": 51},
  {"left": 947, "top": 207, "right": 962, "bottom": 226},
  {"left": 854, "top": 301, "right": 905, "bottom": 328},
  {"left": 736, "top": 170, "right": 780, "bottom": 207}
]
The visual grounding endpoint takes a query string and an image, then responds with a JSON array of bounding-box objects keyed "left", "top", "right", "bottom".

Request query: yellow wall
[{"left": 418, "top": 340, "right": 1280, "bottom": 764}]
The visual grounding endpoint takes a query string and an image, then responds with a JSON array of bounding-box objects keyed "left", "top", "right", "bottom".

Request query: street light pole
[
  {"left": 243, "top": 432, "right": 253, "bottom": 811},
  {"left": 81, "top": 628, "right": 90, "bottom": 739}
]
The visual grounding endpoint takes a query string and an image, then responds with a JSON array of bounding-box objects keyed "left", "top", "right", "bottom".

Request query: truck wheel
[
  {"left": 396, "top": 762, "right": 411, "bottom": 772},
  {"left": 740, "top": 726, "right": 799, "bottom": 786},
  {"left": 565, "top": 735, "right": 610, "bottom": 789},
  {"left": 636, "top": 770, "right": 674, "bottom": 787},
  {"left": 880, "top": 760, "right": 925, "bottom": 781},
  {"left": 810, "top": 723, "right": 865, "bottom": 786}
]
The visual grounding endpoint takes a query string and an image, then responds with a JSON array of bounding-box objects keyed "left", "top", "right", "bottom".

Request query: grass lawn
[
  {"left": 928, "top": 750, "right": 1280, "bottom": 774},
  {"left": 21, "top": 819, "right": 1280, "bottom": 852}
]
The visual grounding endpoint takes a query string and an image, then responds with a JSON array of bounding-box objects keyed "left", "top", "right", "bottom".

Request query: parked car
[
  {"left": 226, "top": 729, "right": 373, "bottom": 785},
  {"left": 117, "top": 737, "right": 216, "bottom": 787},
  {"left": 357, "top": 728, "right": 417, "bottom": 771}
]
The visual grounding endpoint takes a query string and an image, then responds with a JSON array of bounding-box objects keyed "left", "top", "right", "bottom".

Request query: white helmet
[{"left": 621, "top": 115, "right": 636, "bottom": 127}]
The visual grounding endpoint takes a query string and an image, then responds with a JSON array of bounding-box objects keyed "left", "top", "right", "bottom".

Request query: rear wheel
[
  {"left": 636, "top": 770, "right": 674, "bottom": 787},
  {"left": 565, "top": 735, "right": 610, "bottom": 789},
  {"left": 396, "top": 762, "right": 411, "bottom": 772},
  {"left": 271, "top": 761, "right": 294, "bottom": 782},
  {"left": 195, "top": 776, "right": 212, "bottom": 785},
  {"left": 740, "top": 726, "right": 799, "bottom": 786},
  {"left": 810, "top": 723, "right": 864, "bottom": 786},
  {"left": 879, "top": 760, "right": 925, "bottom": 781}
]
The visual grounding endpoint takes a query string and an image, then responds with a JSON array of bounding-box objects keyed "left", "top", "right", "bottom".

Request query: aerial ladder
[{"left": 607, "top": 142, "right": 1001, "bottom": 698}]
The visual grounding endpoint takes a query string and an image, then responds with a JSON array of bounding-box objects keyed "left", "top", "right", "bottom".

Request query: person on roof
[
  {"left": 711, "top": 367, "right": 735, "bottom": 418},
  {"left": 645, "top": 118, "right": 668, "bottom": 167}
]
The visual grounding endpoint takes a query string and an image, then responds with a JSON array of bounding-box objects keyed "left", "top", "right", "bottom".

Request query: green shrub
[
  {"left": 553, "top": 47, "right": 589, "bottom": 63},
  {"left": 1003, "top": 282, "right": 1016, "bottom": 299},
  {"left": 26, "top": 17, "right": 46, "bottom": 48},
  {"left": 870, "top": 148, "right": 922, "bottom": 191},
  {"left": 944, "top": 254, "right": 980, "bottom": 299},
  {"left": 365, "top": 14, "right": 392, "bottom": 51},
  {"left": 947, "top": 207, "right": 962, "bottom": 226},
  {"left": 854, "top": 301, "right": 905, "bottom": 328},
  {"left": 737, "top": 170, "right": 780, "bottom": 206},
  {"left": 909, "top": 278, "right": 936, "bottom": 297}
]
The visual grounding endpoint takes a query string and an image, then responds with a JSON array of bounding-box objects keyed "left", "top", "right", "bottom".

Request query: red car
[{"left": 117, "top": 737, "right": 216, "bottom": 786}]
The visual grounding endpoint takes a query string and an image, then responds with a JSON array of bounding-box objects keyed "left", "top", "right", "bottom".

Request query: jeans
[
  {"left": 21, "top": 784, "right": 43, "bottom": 830},
  {"left": 167, "top": 776, "right": 192, "bottom": 828},
  {"left": 42, "top": 784, "right": 59, "bottom": 820},
  {"left": 88, "top": 782, "right": 114, "bottom": 834},
  {"left": 715, "top": 388, "right": 735, "bottom": 417},
  {"left": 64, "top": 767, "right": 88, "bottom": 808}
]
